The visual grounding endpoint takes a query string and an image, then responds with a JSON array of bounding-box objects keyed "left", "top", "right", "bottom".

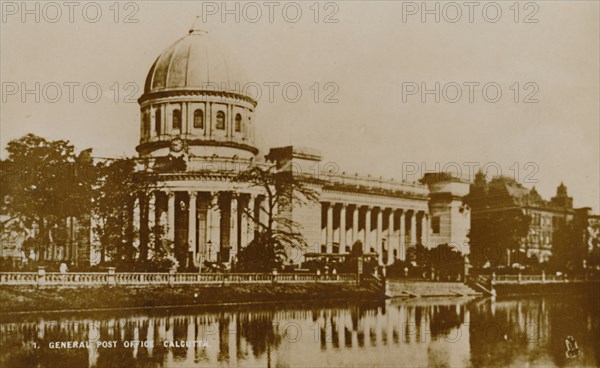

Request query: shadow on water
[{"left": 1, "top": 295, "right": 598, "bottom": 367}]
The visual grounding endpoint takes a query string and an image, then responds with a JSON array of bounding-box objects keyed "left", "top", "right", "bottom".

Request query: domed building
[
  {"left": 133, "top": 25, "right": 471, "bottom": 270},
  {"left": 135, "top": 25, "right": 262, "bottom": 268}
]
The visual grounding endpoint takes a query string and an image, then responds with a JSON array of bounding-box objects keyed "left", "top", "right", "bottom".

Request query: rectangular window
[
  {"left": 193, "top": 109, "right": 204, "bottom": 129},
  {"left": 235, "top": 114, "right": 242, "bottom": 132},
  {"left": 431, "top": 216, "right": 441, "bottom": 234},
  {"left": 172, "top": 109, "right": 182, "bottom": 130}
]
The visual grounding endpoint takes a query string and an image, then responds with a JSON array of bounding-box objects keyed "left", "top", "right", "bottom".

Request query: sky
[{"left": 1, "top": 1, "right": 599, "bottom": 211}]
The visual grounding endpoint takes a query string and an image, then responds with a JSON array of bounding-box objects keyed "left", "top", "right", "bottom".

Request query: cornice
[
  {"left": 138, "top": 89, "right": 258, "bottom": 107},
  {"left": 136, "top": 139, "right": 259, "bottom": 155}
]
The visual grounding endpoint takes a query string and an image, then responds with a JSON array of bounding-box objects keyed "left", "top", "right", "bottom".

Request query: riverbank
[
  {"left": 0, "top": 283, "right": 383, "bottom": 313},
  {"left": 385, "top": 279, "right": 482, "bottom": 297}
]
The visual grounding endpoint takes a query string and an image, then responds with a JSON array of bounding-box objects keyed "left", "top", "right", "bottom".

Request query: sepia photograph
[{"left": 0, "top": 1, "right": 599, "bottom": 367}]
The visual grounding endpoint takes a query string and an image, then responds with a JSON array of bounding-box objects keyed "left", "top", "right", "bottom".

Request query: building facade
[
  {"left": 468, "top": 176, "right": 576, "bottom": 264},
  {"left": 126, "top": 26, "right": 470, "bottom": 268}
]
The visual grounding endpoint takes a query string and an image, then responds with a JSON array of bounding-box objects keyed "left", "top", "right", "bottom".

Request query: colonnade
[
  {"left": 136, "top": 191, "right": 265, "bottom": 267},
  {"left": 134, "top": 194, "right": 430, "bottom": 268},
  {"left": 321, "top": 202, "right": 429, "bottom": 265}
]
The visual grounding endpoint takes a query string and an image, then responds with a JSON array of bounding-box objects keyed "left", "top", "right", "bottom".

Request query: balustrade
[
  {"left": 0, "top": 269, "right": 357, "bottom": 287},
  {"left": 490, "top": 273, "right": 598, "bottom": 285}
]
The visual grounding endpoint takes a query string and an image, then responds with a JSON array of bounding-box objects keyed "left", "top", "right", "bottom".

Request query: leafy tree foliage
[
  {"left": 234, "top": 164, "right": 319, "bottom": 271},
  {"left": 464, "top": 171, "right": 531, "bottom": 267},
  {"left": 426, "top": 243, "right": 465, "bottom": 279},
  {"left": 468, "top": 210, "right": 531, "bottom": 267},
  {"left": 550, "top": 214, "right": 600, "bottom": 272},
  {"left": 92, "top": 158, "right": 162, "bottom": 267},
  {"left": 1, "top": 134, "right": 95, "bottom": 261},
  {"left": 235, "top": 232, "right": 287, "bottom": 272},
  {"left": 390, "top": 243, "right": 465, "bottom": 279}
]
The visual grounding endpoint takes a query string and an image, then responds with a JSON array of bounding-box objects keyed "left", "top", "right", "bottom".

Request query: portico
[{"left": 135, "top": 186, "right": 264, "bottom": 267}]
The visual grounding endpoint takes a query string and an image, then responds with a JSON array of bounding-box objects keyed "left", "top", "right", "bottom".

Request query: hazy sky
[{"left": 1, "top": 1, "right": 598, "bottom": 211}]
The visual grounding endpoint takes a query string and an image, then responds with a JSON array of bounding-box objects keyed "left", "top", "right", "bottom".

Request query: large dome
[
  {"left": 137, "top": 25, "right": 258, "bottom": 160},
  {"left": 143, "top": 28, "right": 248, "bottom": 95}
]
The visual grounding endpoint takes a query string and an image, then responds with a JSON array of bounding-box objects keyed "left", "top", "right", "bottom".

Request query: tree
[
  {"left": 464, "top": 172, "right": 531, "bottom": 268},
  {"left": 428, "top": 243, "right": 465, "bottom": 279},
  {"left": 1, "top": 134, "right": 95, "bottom": 261},
  {"left": 549, "top": 220, "right": 579, "bottom": 271},
  {"left": 550, "top": 214, "right": 600, "bottom": 272},
  {"left": 92, "top": 158, "right": 162, "bottom": 267},
  {"left": 468, "top": 209, "right": 530, "bottom": 267},
  {"left": 92, "top": 158, "right": 135, "bottom": 264},
  {"left": 233, "top": 164, "right": 319, "bottom": 271}
]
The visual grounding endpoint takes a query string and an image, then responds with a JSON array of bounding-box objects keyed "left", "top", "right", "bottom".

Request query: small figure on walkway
[
  {"left": 59, "top": 262, "right": 68, "bottom": 274},
  {"left": 565, "top": 336, "right": 581, "bottom": 358}
]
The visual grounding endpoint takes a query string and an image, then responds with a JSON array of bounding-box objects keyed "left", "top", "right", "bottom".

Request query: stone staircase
[{"left": 385, "top": 280, "right": 482, "bottom": 298}]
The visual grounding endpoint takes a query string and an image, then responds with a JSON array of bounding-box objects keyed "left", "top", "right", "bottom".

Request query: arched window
[
  {"left": 172, "top": 109, "right": 182, "bottom": 130},
  {"left": 193, "top": 109, "right": 204, "bottom": 129},
  {"left": 235, "top": 113, "right": 242, "bottom": 132},
  {"left": 247, "top": 116, "right": 252, "bottom": 139},
  {"left": 155, "top": 108, "right": 162, "bottom": 135},
  {"left": 216, "top": 111, "right": 225, "bottom": 130}
]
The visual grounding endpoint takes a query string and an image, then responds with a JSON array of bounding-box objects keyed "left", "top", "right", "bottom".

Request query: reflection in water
[{"left": 0, "top": 295, "right": 598, "bottom": 367}]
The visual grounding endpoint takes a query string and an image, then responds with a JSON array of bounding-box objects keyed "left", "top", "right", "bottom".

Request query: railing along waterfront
[
  {"left": 490, "top": 273, "right": 597, "bottom": 285},
  {"left": 0, "top": 268, "right": 358, "bottom": 287}
]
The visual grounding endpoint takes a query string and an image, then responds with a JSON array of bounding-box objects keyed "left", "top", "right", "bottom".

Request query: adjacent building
[{"left": 468, "top": 175, "right": 580, "bottom": 264}]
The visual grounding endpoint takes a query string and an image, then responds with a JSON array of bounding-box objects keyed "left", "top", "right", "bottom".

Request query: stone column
[
  {"left": 240, "top": 196, "right": 248, "bottom": 249},
  {"left": 183, "top": 102, "right": 189, "bottom": 134},
  {"left": 188, "top": 192, "right": 197, "bottom": 265},
  {"left": 339, "top": 204, "right": 346, "bottom": 253},
  {"left": 352, "top": 205, "right": 359, "bottom": 246},
  {"left": 161, "top": 106, "right": 167, "bottom": 136},
  {"left": 148, "top": 192, "right": 156, "bottom": 251},
  {"left": 376, "top": 208, "right": 383, "bottom": 264},
  {"left": 157, "top": 192, "right": 167, "bottom": 249},
  {"left": 205, "top": 195, "right": 212, "bottom": 261},
  {"left": 208, "top": 193, "right": 220, "bottom": 262},
  {"left": 364, "top": 206, "right": 372, "bottom": 253},
  {"left": 133, "top": 195, "right": 140, "bottom": 250},
  {"left": 321, "top": 203, "right": 326, "bottom": 248},
  {"left": 425, "top": 214, "right": 428, "bottom": 247},
  {"left": 422, "top": 213, "right": 429, "bottom": 248},
  {"left": 387, "top": 209, "right": 394, "bottom": 265},
  {"left": 247, "top": 195, "right": 255, "bottom": 244},
  {"left": 230, "top": 194, "right": 238, "bottom": 260},
  {"left": 410, "top": 211, "right": 417, "bottom": 246},
  {"left": 197, "top": 196, "right": 208, "bottom": 265},
  {"left": 167, "top": 191, "right": 175, "bottom": 244},
  {"left": 326, "top": 203, "right": 334, "bottom": 253},
  {"left": 149, "top": 106, "right": 155, "bottom": 137},
  {"left": 399, "top": 210, "right": 406, "bottom": 261},
  {"left": 207, "top": 102, "right": 212, "bottom": 139}
]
